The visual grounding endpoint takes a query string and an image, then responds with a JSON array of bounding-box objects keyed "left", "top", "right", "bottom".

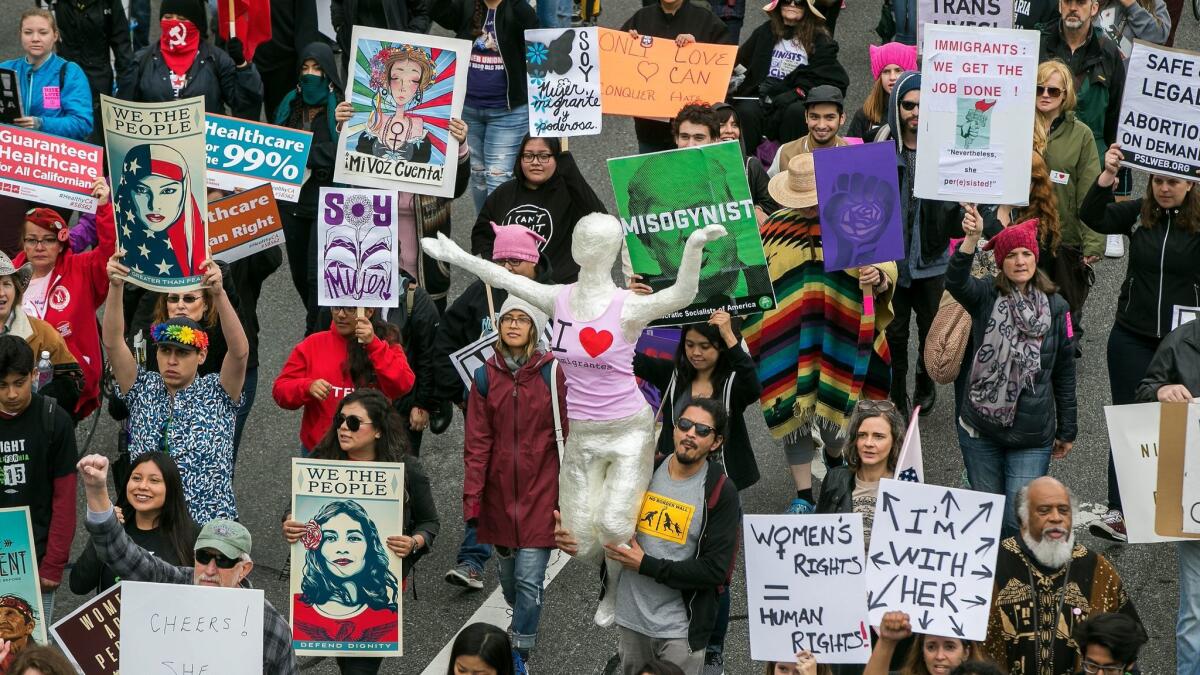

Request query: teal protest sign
[{"left": 205, "top": 113, "right": 313, "bottom": 203}]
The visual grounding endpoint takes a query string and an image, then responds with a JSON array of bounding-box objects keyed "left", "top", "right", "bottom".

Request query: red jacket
[
  {"left": 464, "top": 348, "right": 568, "bottom": 549},
  {"left": 14, "top": 203, "right": 116, "bottom": 417},
  {"left": 272, "top": 325, "right": 415, "bottom": 449}
]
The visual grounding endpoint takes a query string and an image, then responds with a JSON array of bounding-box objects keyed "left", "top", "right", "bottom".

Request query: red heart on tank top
[{"left": 578, "top": 327, "right": 613, "bottom": 358}]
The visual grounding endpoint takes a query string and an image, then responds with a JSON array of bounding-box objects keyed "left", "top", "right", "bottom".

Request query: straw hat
[
  {"left": 0, "top": 251, "right": 32, "bottom": 291},
  {"left": 768, "top": 154, "right": 818, "bottom": 209},
  {"left": 762, "top": 0, "right": 825, "bottom": 21}
]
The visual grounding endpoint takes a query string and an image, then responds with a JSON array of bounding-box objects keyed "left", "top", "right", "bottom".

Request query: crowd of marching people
[{"left": 0, "top": 0, "right": 1196, "bottom": 673}]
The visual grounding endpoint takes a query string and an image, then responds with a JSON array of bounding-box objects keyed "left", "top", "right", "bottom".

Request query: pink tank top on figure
[{"left": 552, "top": 285, "right": 645, "bottom": 421}]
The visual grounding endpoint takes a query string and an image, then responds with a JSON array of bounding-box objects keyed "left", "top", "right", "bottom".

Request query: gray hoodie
[{"left": 1095, "top": 0, "right": 1171, "bottom": 56}]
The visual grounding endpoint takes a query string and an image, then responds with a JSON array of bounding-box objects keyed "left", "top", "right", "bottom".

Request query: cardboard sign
[
  {"left": 50, "top": 585, "right": 121, "bottom": 675},
  {"left": 917, "top": 0, "right": 1013, "bottom": 46},
  {"left": 101, "top": 95, "right": 209, "bottom": 291},
  {"left": 0, "top": 507, "right": 46, "bottom": 647},
  {"left": 205, "top": 114, "right": 313, "bottom": 202},
  {"left": 318, "top": 188, "right": 400, "bottom": 308},
  {"left": 1156, "top": 403, "right": 1200, "bottom": 538},
  {"left": 207, "top": 183, "right": 285, "bottom": 264},
  {"left": 333, "top": 27, "right": 470, "bottom": 198},
  {"left": 813, "top": 143, "right": 905, "bottom": 272},
  {"left": 0, "top": 68, "right": 23, "bottom": 124},
  {"left": 290, "top": 458, "right": 405, "bottom": 657},
  {"left": 865, "top": 479, "right": 1004, "bottom": 641},
  {"left": 1184, "top": 404, "right": 1200, "bottom": 533},
  {"left": 914, "top": 26, "right": 1038, "bottom": 204},
  {"left": 121, "top": 580, "right": 263, "bottom": 674},
  {"left": 1116, "top": 41, "right": 1200, "bottom": 181},
  {"left": 1104, "top": 403, "right": 1190, "bottom": 543},
  {"left": 0, "top": 125, "right": 102, "bottom": 213},
  {"left": 525, "top": 27, "right": 602, "bottom": 137},
  {"left": 597, "top": 28, "right": 736, "bottom": 118},
  {"left": 609, "top": 141, "right": 776, "bottom": 325},
  {"left": 743, "top": 514, "right": 872, "bottom": 663}
]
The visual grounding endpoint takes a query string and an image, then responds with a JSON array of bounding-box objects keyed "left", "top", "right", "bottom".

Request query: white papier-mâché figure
[{"left": 422, "top": 214, "right": 726, "bottom": 625}]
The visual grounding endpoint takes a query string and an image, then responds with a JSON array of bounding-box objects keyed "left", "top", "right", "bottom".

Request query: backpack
[{"left": 472, "top": 359, "right": 566, "bottom": 462}]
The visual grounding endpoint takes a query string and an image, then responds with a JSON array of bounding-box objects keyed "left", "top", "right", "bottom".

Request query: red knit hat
[
  {"left": 984, "top": 218, "right": 1040, "bottom": 262},
  {"left": 24, "top": 208, "right": 69, "bottom": 243}
]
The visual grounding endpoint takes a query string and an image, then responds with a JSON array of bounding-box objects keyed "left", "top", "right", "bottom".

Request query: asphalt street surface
[{"left": 3, "top": 1, "right": 1197, "bottom": 672}]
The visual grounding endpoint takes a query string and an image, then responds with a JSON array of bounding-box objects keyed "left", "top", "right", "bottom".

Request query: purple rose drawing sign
[
  {"left": 318, "top": 187, "right": 400, "bottom": 308},
  {"left": 812, "top": 143, "right": 905, "bottom": 272}
]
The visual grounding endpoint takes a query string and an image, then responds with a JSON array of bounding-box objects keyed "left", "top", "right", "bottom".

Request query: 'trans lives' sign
[
  {"left": 865, "top": 479, "right": 1003, "bottom": 641},
  {"left": 1116, "top": 41, "right": 1200, "bottom": 181}
]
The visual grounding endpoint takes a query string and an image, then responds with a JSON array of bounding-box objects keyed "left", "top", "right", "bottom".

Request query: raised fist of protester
[
  {"left": 1098, "top": 143, "right": 1124, "bottom": 187},
  {"left": 448, "top": 118, "right": 468, "bottom": 145},
  {"left": 878, "top": 610, "right": 914, "bottom": 642},
  {"left": 106, "top": 251, "right": 129, "bottom": 288},
  {"left": 77, "top": 454, "right": 110, "bottom": 491},
  {"left": 796, "top": 650, "right": 819, "bottom": 675},
  {"left": 1157, "top": 384, "right": 1194, "bottom": 402},
  {"left": 821, "top": 172, "right": 896, "bottom": 270},
  {"left": 226, "top": 37, "right": 246, "bottom": 67},
  {"left": 334, "top": 101, "right": 354, "bottom": 125},
  {"left": 92, "top": 179, "right": 110, "bottom": 206},
  {"left": 201, "top": 258, "right": 223, "bottom": 294}
]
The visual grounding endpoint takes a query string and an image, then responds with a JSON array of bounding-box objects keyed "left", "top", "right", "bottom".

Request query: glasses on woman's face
[
  {"left": 500, "top": 315, "right": 532, "bottom": 327},
  {"left": 195, "top": 549, "right": 240, "bottom": 569},
  {"left": 335, "top": 413, "right": 373, "bottom": 432},
  {"left": 1037, "top": 85, "right": 1063, "bottom": 98},
  {"left": 495, "top": 258, "right": 527, "bottom": 269},
  {"left": 167, "top": 294, "right": 202, "bottom": 305},
  {"left": 520, "top": 152, "right": 554, "bottom": 164},
  {"left": 23, "top": 236, "right": 57, "bottom": 248}
]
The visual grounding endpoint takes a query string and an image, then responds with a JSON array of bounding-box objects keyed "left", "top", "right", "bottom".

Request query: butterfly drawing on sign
[{"left": 526, "top": 30, "right": 576, "bottom": 82}]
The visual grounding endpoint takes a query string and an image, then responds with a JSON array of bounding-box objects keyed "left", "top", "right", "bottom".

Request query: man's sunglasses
[
  {"left": 195, "top": 549, "right": 240, "bottom": 569},
  {"left": 899, "top": 100, "right": 920, "bottom": 112},
  {"left": 677, "top": 417, "right": 716, "bottom": 438},
  {"left": 335, "top": 413, "right": 373, "bottom": 432}
]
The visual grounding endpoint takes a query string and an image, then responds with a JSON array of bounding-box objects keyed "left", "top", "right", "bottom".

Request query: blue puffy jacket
[{"left": 0, "top": 53, "right": 93, "bottom": 140}]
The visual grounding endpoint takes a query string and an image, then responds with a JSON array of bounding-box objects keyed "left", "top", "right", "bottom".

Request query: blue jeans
[
  {"left": 957, "top": 426, "right": 1051, "bottom": 538},
  {"left": 462, "top": 105, "right": 529, "bottom": 213},
  {"left": 41, "top": 588, "right": 56, "bottom": 627},
  {"left": 129, "top": 0, "right": 150, "bottom": 49},
  {"left": 232, "top": 366, "right": 257, "bottom": 473},
  {"left": 456, "top": 524, "right": 493, "bottom": 574},
  {"left": 535, "top": 0, "right": 573, "bottom": 27},
  {"left": 1180, "top": 541, "right": 1200, "bottom": 675},
  {"left": 498, "top": 547, "right": 552, "bottom": 651}
]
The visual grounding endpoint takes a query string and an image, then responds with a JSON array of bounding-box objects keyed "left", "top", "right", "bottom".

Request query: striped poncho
[{"left": 742, "top": 209, "right": 897, "bottom": 440}]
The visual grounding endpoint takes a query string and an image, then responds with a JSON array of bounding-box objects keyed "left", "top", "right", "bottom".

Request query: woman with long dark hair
[
  {"left": 273, "top": 307, "right": 415, "bottom": 455},
  {"left": 446, "top": 622, "right": 517, "bottom": 675},
  {"left": 283, "top": 389, "right": 439, "bottom": 675},
  {"left": 69, "top": 452, "right": 196, "bottom": 595}
]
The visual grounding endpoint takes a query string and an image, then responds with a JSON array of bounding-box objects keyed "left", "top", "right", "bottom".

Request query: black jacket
[
  {"left": 1015, "top": 0, "right": 1060, "bottom": 29},
  {"left": 633, "top": 347, "right": 762, "bottom": 489},
  {"left": 1080, "top": 182, "right": 1200, "bottom": 339},
  {"left": 945, "top": 250, "right": 1077, "bottom": 447},
  {"left": 332, "top": 0, "right": 430, "bottom": 68},
  {"left": 432, "top": 0, "right": 538, "bottom": 111},
  {"left": 120, "top": 42, "right": 263, "bottom": 119},
  {"left": 602, "top": 454, "right": 741, "bottom": 652},
  {"left": 275, "top": 42, "right": 343, "bottom": 219},
  {"left": 253, "top": 0, "right": 320, "bottom": 73},
  {"left": 385, "top": 277, "right": 441, "bottom": 414},
  {"left": 814, "top": 465, "right": 855, "bottom": 514},
  {"left": 1137, "top": 320, "right": 1200, "bottom": 402},
  {"left": 39, "top": 0, "right": 132, "bottom": 100},
  {"left": 1039, "top": 24, "right": 1125, "bottom": 153},
  {"left": 733, "top": 23, "right": 849, "bottom": 101}
]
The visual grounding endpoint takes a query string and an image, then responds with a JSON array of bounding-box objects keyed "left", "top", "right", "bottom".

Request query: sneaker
[
  {"left": 704, "top": 650, "right": 725, "bottom": 675},
  {"left": 444, "top": 563, "right": 484, "bottom": 590},
  {"left": 512, "top": 649, "right": 529, "bottom": 675},
  {"left": 1089, "top": 509, "right": 1128, "bottom": 543},
  {"left": 1105, "top": 234, "right": 1125, "bottom": 258},
  {"left": 787, "top": 498, "right": 815, "bottom": 514}
]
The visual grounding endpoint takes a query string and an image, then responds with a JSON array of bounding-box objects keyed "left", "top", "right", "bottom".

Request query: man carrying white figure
[{"left": 421, "top": 213, "right": 726, "bottom": 625}]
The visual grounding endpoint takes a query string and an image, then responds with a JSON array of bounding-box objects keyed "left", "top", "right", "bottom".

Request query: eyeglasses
[
  {"left": 855, "top": 399, "right": 897, "bottom": 413},
  {"left": 677, "top": 417, "right": 716, "bottom": 438},
  {"left": 332, "top": 307, "right": 357, "bottom": 316},
  {"left": 495, "top": 258, "right": 528, "bottom": 268},
  {"left": 899, "top": 100, "right": 920, "bottom": 112},
  {"left": 195, "top": 549, "right": 240, "bottom": 569},
  {"left": 520, "top": 152, "right": 554, "bottom": 164},
  {"left": 500, "top": 315, "right": 533, "bottom": 327},
  {"left": 167, "top": 294, "right": 202, "bottom": 305},
  {"left": 22, "top": 237, "right": 57, "bottom": 248},
  {"left": 1037, "top": 85, "right": 1063, "bottom": 98},
  {"left": 1080, "top": 661, "right": 1127, "bottom": 675},
  {"left": 335, "top": 413, "right": 373, "bottom": 432}
]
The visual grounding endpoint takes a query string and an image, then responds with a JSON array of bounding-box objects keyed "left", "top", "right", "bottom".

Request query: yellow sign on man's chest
[{"left": 636, "top": 491, "right": 696, "bottom": 545}]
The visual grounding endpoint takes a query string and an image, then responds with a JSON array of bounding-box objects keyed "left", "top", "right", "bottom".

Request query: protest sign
[
  {"left": 1156, "top": 403, "right": 1200, "bottom": 538},
  {"left": 0, "top": 68, "right": 22, "bottom": 124},
  {"left": 121, "top": 580, "right": 263, "bottom": 673},
  {"left": 0, "top": 125, "right": 103, "bottom": 213},
  {"left": 917, "top": 0, "right": 1012, "bottom": 46},
  {"left": 597, "top": 28, "right": 737, "bottom": 118},
  {"left": 318, "top": 188, "right": 400, "bottom": 308},
  {"left": 865, "top": 479, "right": 1004, "bottom": 640},
  {"left": 634, "top": 328, "right": 682, "bottom": 408},
  {"left": 101, "top": 94, "right": 208, "bottom": 292},
  {"left": 525, "top": 27, "right": 602, "bottom": 137},
  {"left": 1116, "top": 41, "right": 1200, "bottom": 181},
  {"left": 914, "top": 26, "right": 1038, "bottom": 204},
  {"left": 50, "top": 585, "right": 121, "bottom": 675},
  {"left": 1185, "top": 404, "right": 1200, "bottom": 533},
  {"left": 743, "top": 514, "right": 872, "bottom": 663},
  {"left": 813, "top": 143, "right": 904, "bottom": 272},
  {"left": 609, "top": 141, "right": 775, "bottom": 325},
  {"left": 895, "top": 410, "right": 924, "bottom": 483},
  {"left": 1103, "top": 403, "right": 1189, "bottom": 543},
  {"left": 1173, "top": 305, "right": 1200, "bottom": 330},
  {"left": 205, "top": 114, "right": 312, "bottom": 202},
  {"left": 0, "top": 507, "right": 46, "bottom": 647},
  {"left": 291, "top": 458, "right": 405, "bottom": 657},
  {"left": 333, "top": 27, "right": 469, "bottom": 198},
  {"left": 451, "top": 331, "right": 499, "bottom": 391},
  {"left": 207, "top": 183, "right": 285, "bottom": 264}
]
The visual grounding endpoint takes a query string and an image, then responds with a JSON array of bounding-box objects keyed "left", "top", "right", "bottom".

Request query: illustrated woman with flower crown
[{"left": 355, "top": 45, "right": 436, "bottom": 163}]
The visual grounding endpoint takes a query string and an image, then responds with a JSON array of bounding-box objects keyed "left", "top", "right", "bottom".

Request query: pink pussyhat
[
  {"left": 490, "top": 223, "right": 546, "bottom": 263},
  {"left": 870, "top": 42, "right": 918, "bottom": 80}
]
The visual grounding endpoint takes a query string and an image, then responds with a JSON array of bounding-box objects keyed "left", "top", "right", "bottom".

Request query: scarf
[
  {"left": 160, "top": 18, "right": 201, "bottom": 77},
  {"left": 966, "top": 285, "right": 1050, "bottom": 426},
  {"left": 742, "top": 209, "right": 894, "bottom": 440}
]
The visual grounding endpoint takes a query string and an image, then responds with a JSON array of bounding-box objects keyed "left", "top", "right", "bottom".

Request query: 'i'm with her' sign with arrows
[{"left": 865, "top": 479, "right": 1003, "bottom": 641}]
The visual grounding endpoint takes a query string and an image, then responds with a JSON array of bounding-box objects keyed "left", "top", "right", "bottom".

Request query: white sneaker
[{"left": 1105, "top": 234, "right": 1125, "bottom": 258}]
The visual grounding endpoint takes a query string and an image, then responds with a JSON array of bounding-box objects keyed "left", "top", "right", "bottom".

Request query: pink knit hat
[
  {"left": 490, "top": 223, "right": 546, "bottom": 263},
  {"left": 984, "top": 218, "right": 1040, "bottom": 262},
  {"left": 869, "top": 42, "right": 918, "bottom": 81}
]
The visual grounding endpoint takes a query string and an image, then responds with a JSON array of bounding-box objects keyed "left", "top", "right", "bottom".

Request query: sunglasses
[
  {"left": 1036, "top": 85, "right": 1063, "bottom": 98},
  {"left": 195, "top": 549, "right": 240, "bottom": 569},
  {"left": 899, "top": 100, "right": 920, "bottom": 112},
  {"left": 780, "top": 0, "right": 807, "bottom": 6},
  {"left": 167, "top": 294, "right": 202, "bottom": 304},
  {"left": 677, "top": 417, "right": 716, "bottom": 438},
  {"left": 335, "top": 413, "right": 373, "bottom": 432}
]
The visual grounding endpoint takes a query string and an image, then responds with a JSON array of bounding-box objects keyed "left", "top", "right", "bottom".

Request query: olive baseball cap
[{"left": 194, "top": 519, "right": 252, "bottom": 559}]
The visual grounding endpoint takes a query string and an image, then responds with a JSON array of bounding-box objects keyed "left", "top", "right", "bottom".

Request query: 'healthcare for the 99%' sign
[
  {"left": 743, "top": 514, "right": 872, "bottom": 663},
  {"left": 1116, "top": 40, "right": 1200, "bottom": 181},
  {"left": 205, "top": 114, "right": 312, "bottom": 203},
  {"left": 865, "top": 479, "right": 1003, "bottom": 641}
]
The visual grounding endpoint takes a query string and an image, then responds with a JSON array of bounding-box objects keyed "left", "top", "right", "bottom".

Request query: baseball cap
[
  {"left": 150, "top": 316, "right": 210, "bottom": 352},
  {"left": 194, "top": 519, "right": 252, "bottom": 559},
  {"left": 805, "top": 85, "right": 845, "bottom": 110}
]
